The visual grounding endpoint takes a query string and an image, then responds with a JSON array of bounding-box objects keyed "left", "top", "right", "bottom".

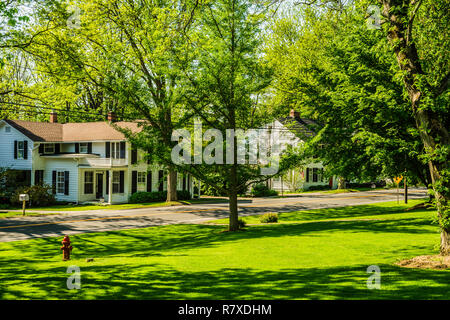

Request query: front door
[{"left": 96, "top": 173, "right": 104, "bottom": 199}]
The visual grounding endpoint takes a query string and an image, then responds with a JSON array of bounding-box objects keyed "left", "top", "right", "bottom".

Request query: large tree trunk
[
  {"left": 228, "top": 187, "right": 239, "bottom": 231},
  {"left": 166, "top": 167, "right": 178, "bottom": 202},
  {"left": 381, "top": 0, "right": 450, "bottom": 254}
]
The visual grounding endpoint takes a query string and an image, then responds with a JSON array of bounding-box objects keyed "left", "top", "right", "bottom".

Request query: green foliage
[
  {"left": 264, "top": 4, "right": 430, "bottom": 185},
  {"left": 259, "top": 213, "right": 278, "bottom": 223},
  {"left": 10, "top": 184, "right": 56, "bottom": 207},
  {"left": 307, "top": 185, "right": 331, "bottom": 191},
  {"left": 251, "top": 184, "right": 278, "bottom": 197}
]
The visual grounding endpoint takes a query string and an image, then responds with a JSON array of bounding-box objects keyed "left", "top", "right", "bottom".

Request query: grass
[
  {"left": 0, "top": 211, "right": 49, "bottom": 219},
  {"left": 207, "top": 200, "right": 428, "bottom": 225},
  {"left": 2, "top": 198, "right": 228, "bottom": 213},
  {"left": 0, "top": 199, "right": 448, "bottom": 299}
]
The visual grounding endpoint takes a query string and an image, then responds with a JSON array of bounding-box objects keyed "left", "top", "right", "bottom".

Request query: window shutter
[
  {"left": 119, "top": 171, "right": 125, "bottom": 193},
  {"left": 88, "top": 143, "right": 92, "bottom": 154},
  {"left": 23, "top": 141, "right": 28, "bottom": 159},
  {"left": 188, "top": 174, "right": 191, "bottom": 192},
  {"left": 14, "top": 141, "right": 17, "bottom": 159},
  {"left": 64, "top": 171, "right": 69, "bottom": 195},
  {"left": 158, "top": 170, "right": 164, "bottom": 191},
  {"left": 183, "top": 176, "right": 186, "bottom": 191},
  {"left": 38, "top": 144, "right": 44, "bottom": 154},
  {"left": 35, "top": 170, "right": 43, "bottom": 186},
  {"left": 306, "top": 168, "right": 310, "bottom": 182},
  {"left": 120, "top": 142, "right": 126, "bottom": 159},
  {"left": 55, "top": 144, "right": 60, "bottom": 154},
  {"left": 75, "top": 143, "right": 79, "bottom": 153},
  {"left": 131, "top": 171, "right": 137, "bottom": 194},
  {"left": 131, "top": 149, "right": 138, "bottom": 164},
  {"left": 52, "top": 171, "right": 56, "bottom": 194},
  {"left": 106, "top": 171, "right": 109, "bottom": 194},
  {"left": 147, "top": 171, "right": 152, "bottom": 192},
  {"left": 105, "top": 142, "right": 110, "bottom": 158}
]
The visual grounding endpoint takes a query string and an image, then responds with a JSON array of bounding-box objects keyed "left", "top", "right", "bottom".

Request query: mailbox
[{"left": 19, "top": 194, "right": 29, "bottom": 201}]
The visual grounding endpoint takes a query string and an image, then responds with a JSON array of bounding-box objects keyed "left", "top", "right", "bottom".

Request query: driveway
[{"left": 0, "top": 188, "right": 428, "bottom": 242}]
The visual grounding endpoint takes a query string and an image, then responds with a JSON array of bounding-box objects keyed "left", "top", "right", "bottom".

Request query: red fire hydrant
[{"left": 60, "top": 235, "right": 73, "bottom": 261}]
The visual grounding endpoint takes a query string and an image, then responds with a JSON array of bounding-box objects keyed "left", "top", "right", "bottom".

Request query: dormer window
[{"left": 44, "top": 143, "right": 55, "bottom": 154}]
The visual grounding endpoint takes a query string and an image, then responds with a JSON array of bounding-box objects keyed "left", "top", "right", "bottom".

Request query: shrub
[
  {"left": 177, "top": 190, "right": 192, "bottom": 201},
  {"left": 10, "top": 184, "right": 56, "bottom": 207},
  {"left": 251, "top": 184, "right": 278, "bottom": 197},
  {"left": 307, "top": 185, "right": 331, "bottom": 191},
  {"left": 259, "top": 213, "right": 278, "bottom": 223},
  {"left": 129, "top": 190, "right": 192, "bottom": 203},
  {"left": 238, "top": 218, "right": 247, "bottom": 229}
]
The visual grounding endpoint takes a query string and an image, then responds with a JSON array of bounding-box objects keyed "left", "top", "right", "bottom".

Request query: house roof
[
  {"left": 2, "top": 119, "right": 143, "bottom": 142},
  {"left": 278, "top": 116, "right": 319, "bottom": 139}
]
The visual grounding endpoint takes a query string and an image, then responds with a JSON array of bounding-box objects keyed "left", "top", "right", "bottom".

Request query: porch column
[{"left": 108, "top": 169, "right": 113, "bottom": 204}]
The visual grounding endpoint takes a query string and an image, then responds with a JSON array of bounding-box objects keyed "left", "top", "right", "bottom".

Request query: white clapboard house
[
  {"left": 0, "top": 112, "right": 194, "bottom": 204},
  {"left": 264, "top": 110, "right": 338, "bottom": 192}
]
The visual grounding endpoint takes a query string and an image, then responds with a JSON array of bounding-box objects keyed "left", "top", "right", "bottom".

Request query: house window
[
  {"left": 84, "top": 171, "right": 94, "bottom": 194},
  {"left": 17, "top": 141, "right": 25, "bottom": 159},
  {"left": 80, "top": 143, "right": 89, "bottom": 154},
  {"left": 57, "top": 171, "right": 65, "bottom": 194},
  {"left": 138, "top": 172, "right": 146, "bottom": 184},
  {"left": 313, "top": 168, "right": 318, "bottom": 183},
  {"left": 5, "top": 126, "right": 11, "bottom": 133},
  {"left": 113, "top": 171, "right": 120, "bottom": 193},
  {"left": 111, "top": 142, "right": 121, "bottom": 159},
  {"left": 44, "top": 143, "right": 55, "bottom": 154}
]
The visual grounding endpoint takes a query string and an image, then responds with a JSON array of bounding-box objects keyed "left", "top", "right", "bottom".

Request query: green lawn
[
  {"left": 0, "top": 211, "right": 48, "bottom": 219},
  {"left": 1, "top": 198, "right": 227, "bottom": 214},
  {"left": 0, "top": 199, "right": 448, "bottom": 299}
]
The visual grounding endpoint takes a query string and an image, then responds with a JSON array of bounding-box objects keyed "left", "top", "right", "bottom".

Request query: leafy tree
[
  {"left": 374, "top": 0, "right": 449, "bottom": 254},
  {"left": 174, "top": 0, "right": 278, "bottom": 231},
  {"left": 22, "top": 0, "right": 204, "bottom": 201},
  {"left": 266, "top": 1, "right": 449, "bottom": 254}
]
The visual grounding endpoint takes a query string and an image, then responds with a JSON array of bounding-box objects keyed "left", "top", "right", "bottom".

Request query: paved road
[{"left": 0, "top": 188, "right": 428, "bottom": 242}]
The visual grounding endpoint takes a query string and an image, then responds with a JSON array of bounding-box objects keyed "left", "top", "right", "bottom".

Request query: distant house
[
  {"left": 0, "top": 112, "right": 194, "bottom": 204},
  {"left": 265, "top": 110, "right": 338, "bottom": 192}
]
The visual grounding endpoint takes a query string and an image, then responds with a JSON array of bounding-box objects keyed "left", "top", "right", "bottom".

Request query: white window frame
[
  {"left": 44, "top": 143, "right": 55, "bottom": 154},
  {"left": 112, "top": 171, "right": 120, "bottom": 193},
  {"left": 80, "top": 143, "right": 89, "bottom": 154},
  {"left": 111, "top": 142, "right": 121, "bottom": 159},
  {"left": 5, "top": 126, "right": 11, "bottom": 133},
  {"left": 84, "top": 171, "right": 94, "bottom": 194},
  {"left": 17, "top": 141, "right": 25, "bottom": 159},
  {"left": 138, "top": 172, "right": 146, "bottom": 185},
  {"left": 57, "top": 171, "right": 65, "bottom": 194}
]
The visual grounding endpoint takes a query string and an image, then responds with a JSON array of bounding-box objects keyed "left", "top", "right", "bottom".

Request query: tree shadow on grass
[
  {"left": 0, "top": 262, "right": 448, "bottom": 300},
  {"left": 0, "top": 215, "right": 438, "bottom": 263},
  {"left": 276, "top": 204, "right": 435, "bottom": 222}
]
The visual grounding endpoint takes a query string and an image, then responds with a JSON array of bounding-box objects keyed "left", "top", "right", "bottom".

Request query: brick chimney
[
  {"left": 107, "top": 111, "right": 117, "bottom": 122},
  {"left": 50, "top": 111, "right": 58, "bottom": 123},
  {"left": 290, "top": 109, "right": 300, "bottom": 119}
]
